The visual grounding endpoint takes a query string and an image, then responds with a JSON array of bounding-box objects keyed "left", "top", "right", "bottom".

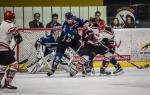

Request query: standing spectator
[
  {"left": 111, "top": 18, "right": 122, "bottom": 29},
  {"left": 46, "top": 13, "right": 61, "bottom": 36},
  {"left": 91, "top": 11, "right": 104, "bottom": 27},
  {"left": 29, "top": 13, "right": 44, "bottom": 28},
  {"left": 124, "top": 15, "right": 135, "bottom": 28}
]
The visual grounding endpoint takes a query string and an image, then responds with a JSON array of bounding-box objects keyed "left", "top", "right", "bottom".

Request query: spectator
[
  {"left": 29, "top": 13, "right": 44, "bottom": 28},
  {"left": 124, "top": 15, "right": 135, "bottom": 28},
  {"left": 46, "top": 13, "right": 61, "bottom": 28},
  {"left": 46, "top": 13, "right": 61, "bottom": 36},
  {"left": 91, "top": 11, "right": 104, "bottom": 27},
  {"left": 111, "top": 18, "right": 122, "bottom": 29}
]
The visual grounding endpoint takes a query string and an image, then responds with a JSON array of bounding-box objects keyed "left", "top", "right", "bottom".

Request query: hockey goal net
[{"left": 16, "top": 28, "right": 62, "bottom": 67}]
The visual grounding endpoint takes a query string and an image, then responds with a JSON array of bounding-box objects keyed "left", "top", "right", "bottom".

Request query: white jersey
[
  {"left": 0, "top": 20, "right": 16, "bottom": 50},
  {"left": 90, "top": 27, "right": 114, "bottom": 45}
]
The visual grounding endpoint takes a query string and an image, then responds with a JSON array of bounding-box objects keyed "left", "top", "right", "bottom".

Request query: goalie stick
[{"left": 100, "top": 41, "right": 149, "bottom": 69}]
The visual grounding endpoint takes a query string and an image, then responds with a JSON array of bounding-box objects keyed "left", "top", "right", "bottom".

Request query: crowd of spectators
[{"left": 29, "top": 11, "right": 136, "bottom": 29}]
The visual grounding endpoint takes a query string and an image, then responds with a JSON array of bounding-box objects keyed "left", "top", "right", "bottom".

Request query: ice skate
[
  {"left": 113, "top": 67, "right": 124, "bottom": 76},
  {"left": 2, "top": 84, "right": 17, "bottom": 90},
  {"left": 47, "top": 70, "right": 55, "bottom": 76},
  {"left": 100, "top": 67, "right": 111, "bottom": 76}
]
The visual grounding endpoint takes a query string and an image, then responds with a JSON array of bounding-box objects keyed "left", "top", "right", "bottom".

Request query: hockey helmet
[
  {"left": 4, "top": 11, "right": 15, "bottom": 22},
  {"left": 98, "top": 21, "right": 105, "bottom": 30},
  {"left": 65, "top": 12, "right": 73, "bottom": 19}
]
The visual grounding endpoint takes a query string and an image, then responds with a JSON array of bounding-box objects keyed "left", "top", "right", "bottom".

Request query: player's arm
[{"left": 8, "top": 27, "right": 23, "bottom": 44}]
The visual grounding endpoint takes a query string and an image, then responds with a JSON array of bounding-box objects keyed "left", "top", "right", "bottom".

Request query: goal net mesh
[{"left": 17, "top": 28, "right": 61, "bottom": 70}]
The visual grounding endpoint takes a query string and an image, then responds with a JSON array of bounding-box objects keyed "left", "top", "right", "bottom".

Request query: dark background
[{"left": 104, "top": 0, "right": 150, "bottom": 28}]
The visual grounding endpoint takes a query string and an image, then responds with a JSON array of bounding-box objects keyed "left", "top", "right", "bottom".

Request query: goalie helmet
[
  {"left": 4, "top": 11, "right": 15, "bottom": 22},
  {"left": 65, "top": 12, "right": 73, "bottom": 19}
]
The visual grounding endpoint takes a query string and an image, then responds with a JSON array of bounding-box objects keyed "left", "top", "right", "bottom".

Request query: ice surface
[{"left": 1, "top": 68, "right": 150, "bottom": 95}]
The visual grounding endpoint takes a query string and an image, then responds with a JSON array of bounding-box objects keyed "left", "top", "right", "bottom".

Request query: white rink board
[{"left": 114, "top": 28, "right": 150, "bottom": 61}]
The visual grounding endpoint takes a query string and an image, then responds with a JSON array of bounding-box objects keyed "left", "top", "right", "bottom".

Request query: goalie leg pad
[{"left": 28, "top": 59, "right": 46, "bottom": 73}]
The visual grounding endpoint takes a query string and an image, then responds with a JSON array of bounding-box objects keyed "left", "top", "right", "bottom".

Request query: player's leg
[
  {"left": 78, "top": 45, "right": 95, "bottom": 76},
  {"left": 2, "top": 62, "right": 18, "bottom": 89},
  {"left": 100, "top": 59, "right": 111, "bottom": 75},
  {"left": 100, "top": 52, "right": 111, "bottom": 75},
  {"left": 110, "top": 57, "right": 123, "bottom": 75},
  {"left": 0, "top": 50, "right": 18, "bottom": 89},
  {"left": 84, "top": 55, "right": 94, "bottom": 74},
  {"left": 47, "top": 43, "right": 67, "bottom": 76},
  {"left": 0, "top": 65, "right": 6, "bottom": 88}
]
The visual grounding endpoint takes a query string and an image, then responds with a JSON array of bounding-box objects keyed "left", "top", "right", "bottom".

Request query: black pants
[{"left": 0, "top": 50, "right": 16, "bottom": 66}]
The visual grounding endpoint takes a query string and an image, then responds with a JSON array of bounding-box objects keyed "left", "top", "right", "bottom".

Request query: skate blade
[
  {"left": 113, "top": 71, "right": 124, "bottom": 76},
  {"left": 81, "top": 72, "right": 92, "bottom": 77},
  {"left": 99, "top": 74, "right": 112, "bottom": 77}
]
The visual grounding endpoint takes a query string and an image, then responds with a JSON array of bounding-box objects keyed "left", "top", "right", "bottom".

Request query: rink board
[
  {"left": 93, "top": 61, "right": 150, "bottom": 68},
  {"left": 18, "top": 28, "right": 150, "bottom": 70},
  {"left": 18, "top": 61, "right": 150, "bottom": 70}
]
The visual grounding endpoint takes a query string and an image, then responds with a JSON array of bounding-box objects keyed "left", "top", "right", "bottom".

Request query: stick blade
[
  {"left": 18, "top": 59, "right": 28, "bottom": 64},
  {"left": 143, "top": 64, "right": 150, "bottom": 69}
]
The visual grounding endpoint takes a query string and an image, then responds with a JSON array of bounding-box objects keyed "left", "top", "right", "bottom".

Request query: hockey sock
[
  {"left": 4, "top": 63, "right": 18, "bottom": 86},
  {"left": 110, "top": 58, "right": 122, "bottom": 69},
  {"left": 84, "top": 60, "right": 93, "bottom": 73},
  {"left": 102, "top": 60, "right": 109, "bottom": 68}
]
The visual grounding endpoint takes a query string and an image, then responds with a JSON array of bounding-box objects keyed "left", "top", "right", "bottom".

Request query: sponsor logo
[{"left": 115, "top": 7, "right": 135, "bottom": 25}]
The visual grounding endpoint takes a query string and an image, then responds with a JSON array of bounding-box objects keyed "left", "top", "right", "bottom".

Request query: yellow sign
[{"left": 0, "top": 0, "right": 103, "bottom": 6}]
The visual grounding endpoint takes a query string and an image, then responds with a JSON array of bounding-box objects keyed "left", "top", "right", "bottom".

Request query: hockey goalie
[{"left": 27, "top": 30, "right": 82, "bottom": 76}]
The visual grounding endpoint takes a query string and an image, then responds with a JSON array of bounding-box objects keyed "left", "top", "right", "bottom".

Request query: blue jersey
[{"left": 62, "top": 17, "right": 84, "bottom": 37}]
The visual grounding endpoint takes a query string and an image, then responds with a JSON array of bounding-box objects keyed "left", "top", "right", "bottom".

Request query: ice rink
[{"left": 0, "top": 68, "right": 150, "bottom": 95}]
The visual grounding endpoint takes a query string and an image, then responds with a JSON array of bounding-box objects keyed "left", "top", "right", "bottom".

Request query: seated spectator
[
  {"left": 46, "top": 13, "right": 61, "bottom": 28},
  {"left": 111, "top": 18, "right": 122, "bottom": 29},
  {"left": 29, "top": 13, "right": 44, "bottom": 28},
  {"left": 46, "top": 13, "right": 61, "bottom": 36},
  {"left": 124, "top": 15, "right": 135, "bottom": 28},
  {"left": 91, "top": 11, "right": 104, "bottom": 27}
]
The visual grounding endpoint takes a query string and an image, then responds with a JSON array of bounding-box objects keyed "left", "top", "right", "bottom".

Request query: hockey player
[
  {"left": 27, "top": 30, "right": 59, "bottom": 73},
  {"left": 0, "top": 11, "right": 22, "bottom": 89},
  {"left": 98, "top": 21, "right": 123, "bottom": 75},
  {"left": 47, "top": 12, "right": 84, "bottom": 76},
  {"left": 80, "top": 21, "right": 123, "bottom": 76}
]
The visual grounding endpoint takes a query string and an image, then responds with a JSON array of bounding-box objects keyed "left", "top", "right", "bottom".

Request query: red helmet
[
  {"left": 98, "top": 21, "right": 105, "bottom": 30},
  {"left": 4, "top": 11, "right": 15, "bottom": 22}
]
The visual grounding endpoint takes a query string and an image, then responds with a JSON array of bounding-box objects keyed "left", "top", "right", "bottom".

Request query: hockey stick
[
  {"left": 100, "top": 41, "right": 149, "bottom": 69},
  {"left": 18, "top": 59, "right": 28, "bottom": 64}
]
